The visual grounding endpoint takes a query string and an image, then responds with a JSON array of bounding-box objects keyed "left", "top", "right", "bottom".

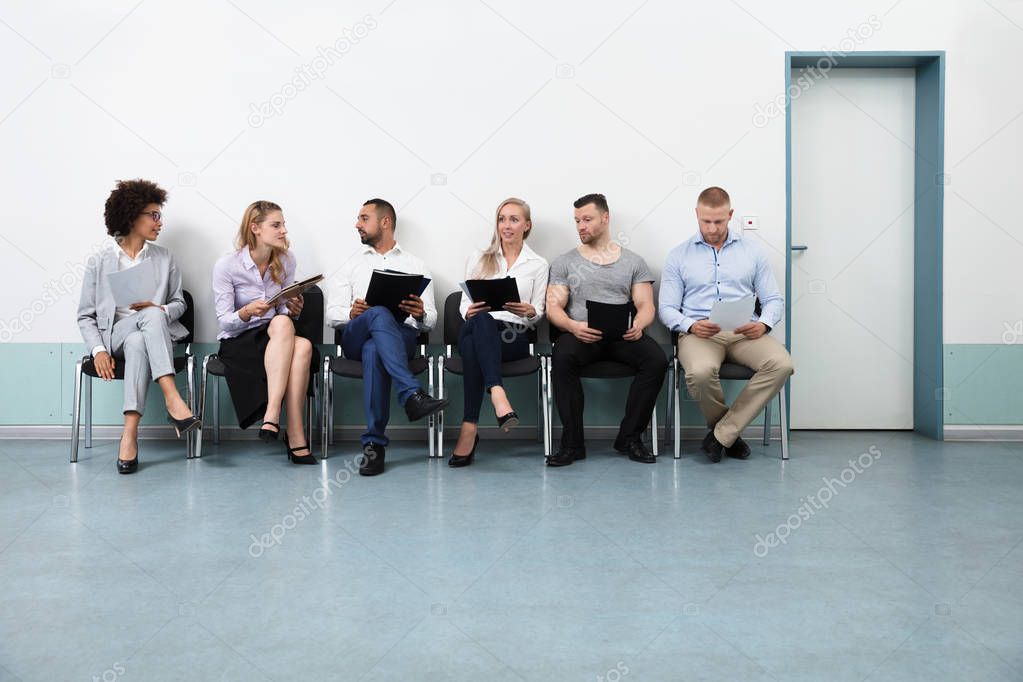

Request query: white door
[{"left": 790, "top": 68, "right": 916, "bottom": 429}]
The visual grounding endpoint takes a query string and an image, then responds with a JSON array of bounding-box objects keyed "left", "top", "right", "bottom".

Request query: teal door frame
[{"left": 785, "top": 51, "right": 946, "bottom": 439}]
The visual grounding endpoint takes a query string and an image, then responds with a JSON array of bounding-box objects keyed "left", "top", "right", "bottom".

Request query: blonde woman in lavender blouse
[{"left": 211, "top": 201, "right": 316, "bottom": 464}]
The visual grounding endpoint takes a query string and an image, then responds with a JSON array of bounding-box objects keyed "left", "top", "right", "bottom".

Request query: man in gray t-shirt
[{"left": 545, "top": 193, "right": 668, "bottom": 466}]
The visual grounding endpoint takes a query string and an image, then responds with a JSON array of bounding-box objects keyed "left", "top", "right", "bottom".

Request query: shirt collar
[
  {"left": 239, "top": 247, "right": 258, "bottom": 271},
  {"left": 516, "top": 242, "right": 542, "bottom": 264},
  {"left": 496, "top": 242, "right": 541, "bottom": 267},
  {"left": 693, "top": 229, "right": 740, "bottom": 248},
  {"left": 112, "top": 238, "right": 150, "bottom": 261},
  {"left": 363, "top": 241, "right": 403, "bottom": 257}
]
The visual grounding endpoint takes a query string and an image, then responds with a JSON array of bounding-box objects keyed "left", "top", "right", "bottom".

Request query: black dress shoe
[
  {"left": 167, "top": 414, "right": 201, "bottom": 439},
  {"left": 546, "top": 447, "right": 585, "bottom": 467},
  {"left": 117, "top": 456, "right": 138, "bottom": 474},
  {"left": 117, "top": 437, "right": 139, "bottom": 474},
  {"left": 701, "top": 430, "right": 724, "bottom": 463},
  {"left": 359, "top": 443, "right": 385, "bottom": 476},
  {"left": 496, "top": 411, "right": 519, "bottom": 433},
  {"left": 258, "top": 421, "right": 280, "bottom": 442},
  {"left": 616, "top": 440, "right": 656, "bottom": 464},
  {"left": 448, "top": 435, "right": 478, "bottom": 467},
  {"left": 726, "top": 437, "right": 751, "bottom": 460},
  {"left": 284, "top": 431, "right": 318, "bottom": 465},
  {"left": 404, "top": 391, "right": 449, "bottom": 422}
]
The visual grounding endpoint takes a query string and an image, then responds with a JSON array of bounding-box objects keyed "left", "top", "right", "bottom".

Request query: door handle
[{"left": 791, "top": 245, "right": 808, "bottom": 251}]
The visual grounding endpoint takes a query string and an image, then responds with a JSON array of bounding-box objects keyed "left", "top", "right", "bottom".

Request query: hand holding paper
[{"left": 709, "top": 295, "right": 755, "bottom": 331}]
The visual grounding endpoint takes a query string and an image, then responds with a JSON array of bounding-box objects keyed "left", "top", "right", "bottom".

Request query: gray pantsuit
[
  {"left": 109, "top": 307, "right": 176, "bottom": 414},
  {"left": 77, "top": 241, "right": 189, "bottom": 414}
]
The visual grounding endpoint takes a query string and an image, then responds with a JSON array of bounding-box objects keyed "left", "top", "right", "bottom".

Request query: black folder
[
  {"left": 365, "top": 269, "right": 431, "bottom": 321},
  {"left": 463, "top": 277, "right": 520, "bottom": 310},
  {"left": 585, "top": 300, "right": 635, "bottom": 340}
]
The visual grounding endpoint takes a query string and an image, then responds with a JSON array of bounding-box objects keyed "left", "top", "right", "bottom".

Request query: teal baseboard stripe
[{"left": 1, "top": 342, "right": 1020, "bottom": 427}]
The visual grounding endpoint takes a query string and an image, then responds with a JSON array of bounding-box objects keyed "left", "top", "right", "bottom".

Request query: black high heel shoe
[
  {"left": 496, "top": 411, "right": 519, "bottom": 433},
  {"left": 258, "top": 422, "right": 280, "bottom": 442},
  {"left": 284, "top": 431, "right": 317, "bottom": 465},
  {"left": 117, "top": 437, "right": 139, "bottom": 474},
  {"left": 167, "top": 414, "right": 201, "bottom": 438},
  {"left": 448, "top": 434, "right": 479, "bottom": 467}
]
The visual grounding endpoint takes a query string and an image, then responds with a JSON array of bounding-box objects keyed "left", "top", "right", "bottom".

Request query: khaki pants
[{"left": 676, "top": 331, "right": 794, "bottom": 447}]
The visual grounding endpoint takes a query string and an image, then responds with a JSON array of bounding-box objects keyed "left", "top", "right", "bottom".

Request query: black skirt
[{"left": 217, "top": 322, "right": 319, "bottom": 429}]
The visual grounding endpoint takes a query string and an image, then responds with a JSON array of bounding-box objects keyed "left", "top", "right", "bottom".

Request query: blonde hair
[
  {"left": 236, "top": 200, "right": 289, "bottom": 285},
  {"left": 473, "top": 197, "right": 532, "bottom": 279}
]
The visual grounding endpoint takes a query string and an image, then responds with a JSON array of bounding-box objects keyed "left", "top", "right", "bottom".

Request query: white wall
[{"left": 1, "top": 0, "right": 1019, "bottom": 345}]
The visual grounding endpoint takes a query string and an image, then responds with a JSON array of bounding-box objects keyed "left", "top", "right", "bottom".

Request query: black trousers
[{"left": 551, "top": 334, "right": 668, "bottom": 450}]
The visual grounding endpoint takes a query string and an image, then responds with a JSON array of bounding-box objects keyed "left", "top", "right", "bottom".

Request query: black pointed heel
[
  {"left": 448, "top": 434, "right": 479, "bottom": 467},
  {"left": 117, "top": 437, "right": 139, "bottom": 474},
  {"left": 167, "top": 415, "right": 201, "bottom": 438},
  {"left": 284, "top": 431, "right": 317, "bottom": 464},
  {"left": 287, "top": 444, "right": 318, "bottom": 465},
  {"left": 258, "top": 422, "right": 280, "bottom": 442},
  {"left": 496, "top": 411, "right": 519, "bottom": 433}
]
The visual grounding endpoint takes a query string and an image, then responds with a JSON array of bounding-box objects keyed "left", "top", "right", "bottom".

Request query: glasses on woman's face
[{"left": 139, "top": 210, "right": 162, "bottom": 222}]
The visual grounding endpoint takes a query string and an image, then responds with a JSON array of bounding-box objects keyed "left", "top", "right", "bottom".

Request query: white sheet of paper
[
  {"left": 458, "top": 281, "right": 474, "bottom": 303},
  {"left": 106, "top": 258, "right": 157, "bottom": 307},
  {"left": 710, "top": 295, "right": 755, "bottom": 331}
]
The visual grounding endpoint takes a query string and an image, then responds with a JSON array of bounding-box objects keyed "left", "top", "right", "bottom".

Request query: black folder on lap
[
  {"left": 365, "top": 269, "right": 431, "bottom": 321},
  {"left": 585, "top": 300, "right": 635, "bottom": 340},
  {"left": 463, "top": 277, "right": 520, "bottom": 310}
]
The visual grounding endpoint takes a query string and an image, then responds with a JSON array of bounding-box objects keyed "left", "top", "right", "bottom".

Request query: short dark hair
[
  {"left": 696, "top": 186, "right": 730, "bottom": 208},
  {"left": 573, "top": 193, "right": 609, "bottom": 213},
  {"left": 363, "top": 198, "right": 397, "bottom": 230},
  {"left": 104, "top": 179, "right": 167, "bottom": 237}
]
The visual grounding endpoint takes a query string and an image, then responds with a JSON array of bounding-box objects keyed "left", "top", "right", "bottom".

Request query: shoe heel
[{"left": 496, "top": 411, "right": 519, "bottom": 433}]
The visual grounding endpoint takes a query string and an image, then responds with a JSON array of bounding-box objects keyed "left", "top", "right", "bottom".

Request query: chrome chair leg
[
  {"left": 544, "top": 355, "right": 552, "bottom": 456},
  {"left": 651, "top": 396, "right": 659, "bottom": 457},
  {"left": 763, "top": 399, "right": 772, "bottom": 446},
  {"left": 321, "top": 358, "right": 331, "bottom": 459},
  {"left": 674, "top": 359, "right": 682, "bottom": 460},
  {"left": 186, "top": 355, "right": 196, "bottom": 458},
  {"left": 306, "top": 394, "right": 314, "bottom": 446},
  {"left": 212, "top": 374, "right": 221, "bottom": 445},
  {"left": 540, "top": 356, "right": 551, "bottom": 458},
  {"left": 84, "top": 375, "right": 93, "bottom": 449},
  {"left": 70, "top": 360, "right": 83, "bottom": 463},
  {"left": 428, "top": 355, "right": 436, "bottom": 458},
  {"left": 665, "top": 361, "right": 675, "bottom": 453},
  {"left": 196, "top": 355, "right": 210, "bottom": 459},
  {"left": 328, "top": 364, "right": 335, "bottom": 446},
  {"left": 780, "top": 384, "right": 790, "bottom": 461},
  {"left": 436, "top": 362, "right": 445, "bottom": 458},
  {"left": 536, "top": 364, "right": 543, "bottom": 444}
]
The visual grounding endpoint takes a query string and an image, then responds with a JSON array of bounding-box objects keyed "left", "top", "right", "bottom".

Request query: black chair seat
[
  {"left": 205, "top": 355, "right": 227, "bottom": 377},
  {"left": 718, "top": 362, "right": 756, "bottom": 380},
  {"left": 82, "top": 354, "right": 189, "bottom": 380},
  {"left": 443, "top": 355, "right": 540, "bottom": 378},
  {"left": 328, "top": 355, "right": 429, "bottom": 379},
  {"left": 578, "top": 359, "right": 639, "bottom": 379}
]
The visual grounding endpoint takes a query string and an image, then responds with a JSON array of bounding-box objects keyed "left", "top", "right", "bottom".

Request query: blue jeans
[
  {"left": 340, "top": 306, "right": 420, "bottom": 446},
  {"left": 458, "top": 313, "right": 529, "bottom": 423}
]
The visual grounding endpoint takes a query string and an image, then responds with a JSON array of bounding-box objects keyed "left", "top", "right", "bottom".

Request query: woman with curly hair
[
  {"left": 77, "top": 179, "right": 201, "bottom": 474},
  {"left": 211, "top": 201, "right": 316, "bottom": 464}
]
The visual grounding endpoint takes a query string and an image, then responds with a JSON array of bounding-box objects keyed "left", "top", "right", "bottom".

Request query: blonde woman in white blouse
[{"left": 450, "top": 197, "right": 549, "bottom": 466}]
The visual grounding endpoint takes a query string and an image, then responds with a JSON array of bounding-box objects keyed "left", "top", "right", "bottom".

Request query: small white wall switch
[{"left": 742, "top": 216, "right": 759, "bottom": 230}]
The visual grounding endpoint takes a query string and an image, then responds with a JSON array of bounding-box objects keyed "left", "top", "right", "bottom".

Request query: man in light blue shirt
[{"left": 658, "top": 187, "right": 794, "bottom": 462}]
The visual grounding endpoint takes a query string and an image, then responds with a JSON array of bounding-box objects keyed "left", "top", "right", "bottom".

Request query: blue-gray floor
[{"left": 1, "top": 431, "right": 1021, "bottom": 681}]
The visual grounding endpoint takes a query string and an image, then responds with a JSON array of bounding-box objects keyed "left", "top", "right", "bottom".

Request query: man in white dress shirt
[{"left": 326, "top": 198, "right": 447, "bottom": 475}]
